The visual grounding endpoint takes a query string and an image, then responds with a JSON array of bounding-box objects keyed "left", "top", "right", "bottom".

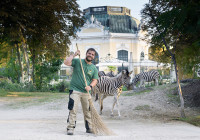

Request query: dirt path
[{"left": 0, "top": 88, "right": 200, "bottom": 140}]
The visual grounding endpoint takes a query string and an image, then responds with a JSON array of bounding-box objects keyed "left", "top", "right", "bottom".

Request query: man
[{"left": 64, "top": 48, "right": 98, "bottom": 135}]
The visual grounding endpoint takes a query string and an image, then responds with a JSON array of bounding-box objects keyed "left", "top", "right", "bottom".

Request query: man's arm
[
  {"left": 85, "top": 79, "right": 98, "bottom": 92},
  {"left": 90, "top": 79, "right": 98, "bottom": 87},
  {"left": 64, "top": 50, "right": 80, "bottom": 66}
]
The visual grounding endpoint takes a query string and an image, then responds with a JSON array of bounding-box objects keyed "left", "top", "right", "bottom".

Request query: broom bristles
[{"left": 89, "top": 99, "right": 116, "bottom": 136}]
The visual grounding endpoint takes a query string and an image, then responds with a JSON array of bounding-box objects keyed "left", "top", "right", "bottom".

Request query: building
[{"left": 60, "top": 6, "right": 160, "bottom": 80}]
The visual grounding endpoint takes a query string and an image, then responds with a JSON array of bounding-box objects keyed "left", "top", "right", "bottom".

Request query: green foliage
[
  {"left": 141, "top": 0, "right": 200, "bottom": 77},
  {"left": 0, "top": 57, "right": 20, "bottom": 83},
  {"left": 0, "top": 89, "right": 9, "bottom": 97},
  {"left": 0, "top": 0, "right": 84, "bottom": 85},
  {"left": 176, "top": 116, "right": 200, "bottom": 127},
  {"left": 49, "top": 81, "right": 70, "bottom": 93},
  {"left": 176, "top": 40, "right": 200, "bottom": 75},
  {"left": 34, "top": 59, "right": 63, "bottom": 89},
  {"left": 0, "top": 80, "right": 23, "bottom": 92},
  {"left": 0, "top": 80, "right": 36, "bottom": 92},
  {"left": 122, "top": 86, "right": 128, "bottom": 91},
  {"left": 107, "top": 66, "right": 117, "bottom": 72},
  {"left": 0, "top": 79, "right": 70, "bottom": 93}
]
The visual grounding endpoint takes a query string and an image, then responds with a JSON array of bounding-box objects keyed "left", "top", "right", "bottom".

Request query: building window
[
  {"left": 140, "top": 51, "right": 144, "bottom": 61},
  {"left": 93, "top": 7, "right": 105, "bottom": 12},
  {"left": 118, "top": 50, "right": 128, "bottom": 62},
  {"left": 109, "top": 7, "right": 122, "bottom": 13}
]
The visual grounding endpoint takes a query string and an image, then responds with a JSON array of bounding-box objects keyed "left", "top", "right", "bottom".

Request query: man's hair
[{"left": 86, "top": 48, "right": 96, "bottom": 56}]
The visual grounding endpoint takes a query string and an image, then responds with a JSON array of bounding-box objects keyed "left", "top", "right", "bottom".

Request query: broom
[{"left": 76, "top": 44, "right": 115, "bottom": 136}]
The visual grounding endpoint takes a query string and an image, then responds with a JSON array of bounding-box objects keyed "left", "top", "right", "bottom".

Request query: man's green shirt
[{"left": 69, "top": 59, "right": 99, "bottom": 93}]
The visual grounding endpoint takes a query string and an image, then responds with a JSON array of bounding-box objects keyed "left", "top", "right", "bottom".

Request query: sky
[{"left": 77, "top": 0, "right": 149, "bottom": 21}]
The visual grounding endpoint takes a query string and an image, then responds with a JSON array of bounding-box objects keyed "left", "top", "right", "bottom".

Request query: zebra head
[
  {"left": 132, "top": 74, "right": 140, "bottom": 85},
  {"left": 120, "top": 69, "right": 133, "bottom": 88},
  {"left": 128, "top": 74, "right": 140, "bottom": 90}
]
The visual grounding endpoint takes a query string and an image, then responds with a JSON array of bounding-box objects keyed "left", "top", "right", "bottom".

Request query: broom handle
[{"left": 76, "top": 44, "right": 91, "bottom": 96}]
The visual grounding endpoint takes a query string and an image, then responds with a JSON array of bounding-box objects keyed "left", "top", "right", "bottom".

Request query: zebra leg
[
  {"left": 116, "top": 96, "right": 121, "bottom": 117},
  {"left": 139, "top": 79, "right": 142, "bottom": 88},
  {"left": 141, "top": 79, "right": 145, "bottom": 88},
  {"left": 100, "top": 94, "right": 107, "bottom": 115},
  {"left": 155, "top": 78, "right": 158, "bottom": 86},
  {"left": 111, "top": 94, "right": 121, "bottom": 117},
  {"left": 111, "top": 96, "right": 116, "bottom": 117},
  {"left": 114, "top": 95, "right": 121, "bottom": 117},
  {"left": 117, "top": 86, "right": 122, "bottom": 98}
]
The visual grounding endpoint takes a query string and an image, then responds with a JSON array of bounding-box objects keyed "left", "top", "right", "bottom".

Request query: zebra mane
[
  {"left": 124, "top": 69, "right": 129, "bottom": 76},
  {"left": 116, "top": 69, "right": 129, "bottom": 77}
]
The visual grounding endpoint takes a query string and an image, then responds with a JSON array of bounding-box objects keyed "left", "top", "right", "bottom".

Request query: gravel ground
[{"left": 0, "top": 84, "right": 200, "bottom": 140}]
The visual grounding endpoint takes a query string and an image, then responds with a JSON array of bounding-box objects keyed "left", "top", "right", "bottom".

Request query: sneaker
[
  {"left": 67, "top": 129, "right": 74, "bottom": 135},
  {"left": 86, "top": 129, "right": 93, "bottom": 133}
]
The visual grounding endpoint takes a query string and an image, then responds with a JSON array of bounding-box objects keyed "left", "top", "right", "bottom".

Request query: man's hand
[
  {"left": 64, "top": 50, "right": 80, "bottom": 66},
  {"left": 85, "top": 85, "right": 92, "bottom": 92},
  {"left": 74, "top": 50, "right": 80, "bottom": 57}
]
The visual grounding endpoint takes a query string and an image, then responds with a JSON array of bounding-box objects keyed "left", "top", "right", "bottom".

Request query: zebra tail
[{"left": 93, "top": 86, "right": 98, "bottom": 102}]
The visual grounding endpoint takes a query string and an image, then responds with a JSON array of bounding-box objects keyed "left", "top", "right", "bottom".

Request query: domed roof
[{"left": 83, "top": 6, "right": 139, "bottom": 33}]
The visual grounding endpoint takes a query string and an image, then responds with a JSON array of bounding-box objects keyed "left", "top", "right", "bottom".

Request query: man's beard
[{"left": 86, "top": 56, "right": 93, "bottom": 62}]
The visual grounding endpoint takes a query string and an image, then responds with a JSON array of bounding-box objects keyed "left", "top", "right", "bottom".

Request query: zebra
[
  {"left": 129, "top": 70, "right": 161, "bottom": 89},
  {"left": 93, "top": 69, "right": 133, "bottom": 117},
  {"left": 98, "top": 71, "right": 123, "bottom": 98}
]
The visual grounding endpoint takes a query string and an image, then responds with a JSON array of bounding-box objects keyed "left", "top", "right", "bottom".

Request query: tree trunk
[
  {"left": 31, "top": 49, "right": 36, "bottom": 84},
  {"left": 147, "top": 6, "right": 186, "bottom": 118},
  {"left": 16, "top": 44, "right": 24, "bottom": 83},
  {"left": 22, "top": 43, "right": 31, "bottom": 82},
  {"left": 172, "top": 55, "right": 185, "bottom": 118},
  {"left": 39, "top": 71, "right": 43, "bottom": 89}
]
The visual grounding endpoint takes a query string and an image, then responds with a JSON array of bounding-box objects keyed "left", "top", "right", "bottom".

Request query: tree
[
  {"left": 142, "top": 0, "right": 200, "bottom": 77},
  {"left": 107, "top": 66, "right": 117, "bottom": 72},
  {"left": 141, "top": 0, "right": 200, "bottom": 118},
  {"left": 0, "top": 0, "right": 84, "bottom": 86}
]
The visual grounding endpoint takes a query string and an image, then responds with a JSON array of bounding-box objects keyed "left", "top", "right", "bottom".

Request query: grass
[
  {"left": 167, "top": 93, "right": 180, "bottom": 103},
  {"left": 122, "top": 86, "right": 128, "bottom": 91},
  {"left": 0, "top": 89, "right": 9, "bottom": 97},
  {"left": 175, "top": 116, "right": 200, "bottom": 127},
  {"left": 0, "top": 90, "right": 68, "bottom": 109},
  {"left": 123, "top": 89, "right": 152, "bottom": 96},
  {"left": 134, "top": 105, "right": 151, "bottom": 111}
]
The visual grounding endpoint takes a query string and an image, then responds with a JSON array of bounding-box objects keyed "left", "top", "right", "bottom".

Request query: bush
[
  {"left": 0, "top": 79, "right": 70, "bottom": 93},
  {"left": 53, "top": 80, "right": 70, "bottom": 92},
  {"left": 122, "top": 86, "right": 128, "bottom": 91},
  {"left": 0, "top": 80, "right": 37, "bottom": 92}
]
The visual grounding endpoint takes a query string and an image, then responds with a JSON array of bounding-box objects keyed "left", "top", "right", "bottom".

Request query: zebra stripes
[
  {"left": 93, "top": 69, "right": 132, "bottom": 117},
  {"left": 131, "top": 70, "right": 160, "bottom": 89},
  {"left": 98, "top": 71, "right": 123, "bottom": 98}
]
